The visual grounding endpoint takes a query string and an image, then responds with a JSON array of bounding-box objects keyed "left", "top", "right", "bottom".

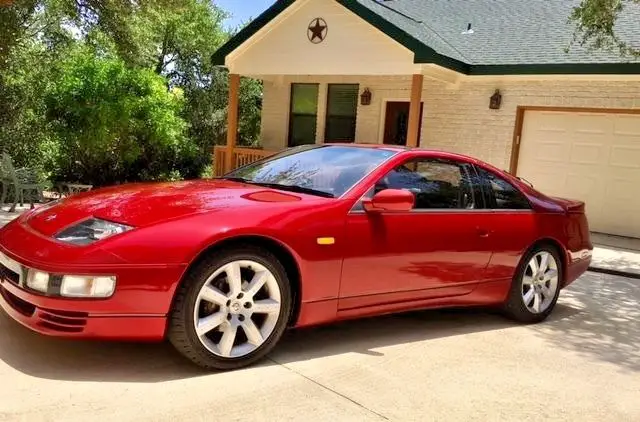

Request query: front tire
[
  {"left": 503, "top": 245, "right": 562, "bottom": 324},
  {"left": 168, "top": 246, "right": 292, "bottom": 370}
]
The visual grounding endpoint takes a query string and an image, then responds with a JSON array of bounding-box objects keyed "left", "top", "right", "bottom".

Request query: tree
[
  {"left": 0, "top": 31, "right": 58, "bottom": 168},
  {"left": 0, "top": 0, "right": 37, "bottom": 66},
  {"left": 0, "top": 0, "right": 263, "bottom": 183},
  {"left": 570, "top": 0, "right": 640, "bottom": 58},
  {"left": 0, "top": 0, "right": 45, "bottom": 158}
]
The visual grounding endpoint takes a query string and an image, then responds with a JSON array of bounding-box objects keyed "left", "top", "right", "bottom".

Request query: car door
[
  {"left": 473, "top": 166, "right": 539, "bottom": 281},
  {"left": 339, "top": 155, "right": 495, "bottom": 308}
]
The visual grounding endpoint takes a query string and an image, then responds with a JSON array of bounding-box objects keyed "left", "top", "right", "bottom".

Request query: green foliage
[
  {"left": 0, "top": 0, "right": 38, "bottom": 66},
  {"left": 0, "top": 38, "right": 55, "bottom": 169},
  {"left": 199, "top": 164, "right": 214, "bottom": 179},
  {"left": 146, "top": 0, "right": 228, "bottom": 81},
  {"left": 239, "top": 77, "right": 263, "bottom": 147},
  {"left": 0, "top": 0, "right": 263, "bottom": 186},
  {"left": 182, "top": 68, "right": 263, "bottom": 174},
  {"left": 570, "top": 0, "right": 640, "bottom": 58},
  {"left": 44, "top": 47, "right": 194, "bottom": 185}
]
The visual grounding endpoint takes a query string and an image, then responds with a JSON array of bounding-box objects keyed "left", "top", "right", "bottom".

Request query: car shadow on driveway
[
  {"left": 0, "top": 311, "right": 204, "bottom": 382},
  {"left": 529, "top": 272, "right": 640, "bottom": 372},
  {"left": 271, "top": 304, "right": 581, "bottom": 365},
  {"left": 1, "top": 272, "right": 631, "bottom": 382},
  {"left": 0, "top": 306, "right": 532, "bottom": 383}
]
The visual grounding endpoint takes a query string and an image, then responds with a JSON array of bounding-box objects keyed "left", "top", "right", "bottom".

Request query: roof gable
[
  {"left": 212, "top": 0, "right": 640, "bottom": 75},
  {"left": 227, "top": 0, "right": 421, "bottom": 76}
]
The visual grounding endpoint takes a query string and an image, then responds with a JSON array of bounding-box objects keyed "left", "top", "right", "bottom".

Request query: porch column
[
  {"left": 225, "top": 73, "right": 240, "bottom": 173},
  {"left": 407, "top": 74, "right": 424, "bottom": 148}
]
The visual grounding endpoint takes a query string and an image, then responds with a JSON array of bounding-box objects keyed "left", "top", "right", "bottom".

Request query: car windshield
[{"left": 223, "top": 145, "right": 398, "bottom": 198}]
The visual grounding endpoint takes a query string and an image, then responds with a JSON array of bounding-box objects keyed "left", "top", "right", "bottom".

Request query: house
[{"left": 211, "top": 0, "right": 640, "bottom": 239}]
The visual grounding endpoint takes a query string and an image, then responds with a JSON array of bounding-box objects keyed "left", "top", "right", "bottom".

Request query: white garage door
[{"left": 518, "top": 110, "right": 640, "bottom": 238}]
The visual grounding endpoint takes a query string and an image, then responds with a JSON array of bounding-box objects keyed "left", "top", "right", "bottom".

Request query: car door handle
[{"left": 476, "top": 227, "right": 491, "bottom": 238}]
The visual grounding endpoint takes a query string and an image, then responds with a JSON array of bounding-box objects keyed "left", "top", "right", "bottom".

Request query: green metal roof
[{"left": 212, "top": 0, "right": 640, "bottom": 75}]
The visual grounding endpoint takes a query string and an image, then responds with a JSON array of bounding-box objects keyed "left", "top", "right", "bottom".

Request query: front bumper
[
  {"left": 0, "top": 280, "right": 166, "bottom": 340},
  {"left": 0, "top": 221, "right": 187, "bottom": 340}
]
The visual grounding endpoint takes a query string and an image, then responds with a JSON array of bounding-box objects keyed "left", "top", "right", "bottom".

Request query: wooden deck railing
[{"left": 212, "top": 146, "right": 278, "bottom": 176}]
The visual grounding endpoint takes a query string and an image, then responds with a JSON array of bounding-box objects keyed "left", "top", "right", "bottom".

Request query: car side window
[
  {"left": 477, "top": 167, "right": 531, "bottom": 210},
  {"left": 373, "top": 158, "right": 476, "bottom": 210}
]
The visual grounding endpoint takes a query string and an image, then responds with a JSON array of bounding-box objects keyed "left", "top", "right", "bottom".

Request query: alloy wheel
[
  {"left": 521, "top": 251, "right": 559, "bottom": 314},
  {"left": 193, "top": 260, "right": 282, "bottom": 358}
]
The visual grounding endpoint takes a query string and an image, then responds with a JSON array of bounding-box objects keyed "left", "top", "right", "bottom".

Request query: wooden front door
[{"left": 383, "top": 101, "right": 424, "bottom": 146}]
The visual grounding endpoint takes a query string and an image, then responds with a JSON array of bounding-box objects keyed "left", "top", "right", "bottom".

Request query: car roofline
[
  {"left": 323, "top": 143, "right": 487, "bottom": 163},
  {"left": 320, "top": 142, "right": 408, "bottom": 153}
]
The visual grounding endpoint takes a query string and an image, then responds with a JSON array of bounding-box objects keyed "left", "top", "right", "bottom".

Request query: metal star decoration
[{"left": 307, "top": 18, "right": 328, "bottom": 44}]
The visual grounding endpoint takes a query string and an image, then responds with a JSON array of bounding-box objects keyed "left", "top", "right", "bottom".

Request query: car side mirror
[{"left": 362, "top": 189, "right": 415, "bottom": 213}]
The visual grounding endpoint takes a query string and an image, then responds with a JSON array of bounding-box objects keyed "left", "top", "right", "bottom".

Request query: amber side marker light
[{"left": 317, "top": 237, "right": 335, "bottom": 245}]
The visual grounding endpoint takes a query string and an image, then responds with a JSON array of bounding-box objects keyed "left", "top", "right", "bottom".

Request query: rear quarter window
[{"left": 477, "top": 167, "right": 531, "bottom": 210}]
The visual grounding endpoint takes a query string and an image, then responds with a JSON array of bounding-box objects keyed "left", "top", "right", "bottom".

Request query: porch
[
  {"left": 212, "top": 145, "right": 277, "bottom": 177},
  {"left": 214, "top": 72, "right": 431, "bottom": 176}
]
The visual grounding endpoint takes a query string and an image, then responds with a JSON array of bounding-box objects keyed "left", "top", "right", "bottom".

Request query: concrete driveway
[{"left": 0, "top": 271, "right": 638, "bottom": 422}]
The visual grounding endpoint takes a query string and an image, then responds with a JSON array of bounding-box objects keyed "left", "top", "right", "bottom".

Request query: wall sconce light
[
  {"left": 489, "top": 89, "right": 502, "bottom": 110},
  {"left": 360, "top": 88, "right": 372, "bottom": 106}
]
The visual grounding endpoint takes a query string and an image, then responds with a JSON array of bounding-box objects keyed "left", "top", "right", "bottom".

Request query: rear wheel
[
  {"left": 503, "top": 245, "right": 562, "bottom": 323},
  {"left": 168, "top": 247, "right": 292, "bottom": 370}
]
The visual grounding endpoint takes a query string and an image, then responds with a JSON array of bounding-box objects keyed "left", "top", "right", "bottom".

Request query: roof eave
[{"left": 469, "top": 62, "right": 640, "bottom": 75}]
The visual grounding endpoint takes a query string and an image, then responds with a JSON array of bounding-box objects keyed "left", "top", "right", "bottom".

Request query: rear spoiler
[{"left": 551, "top": 197, "right": 586, "bottom": 214}]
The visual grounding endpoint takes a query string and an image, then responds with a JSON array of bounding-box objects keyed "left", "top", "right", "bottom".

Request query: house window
[
  {"left": 324, "top": 84, "right": 359, "bottom": 142},
  {"left": 288, "top": 83, "right": 319, "bottom": 147}
]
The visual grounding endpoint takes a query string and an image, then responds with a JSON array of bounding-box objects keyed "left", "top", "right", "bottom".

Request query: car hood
[{"left": 24, "top": 180, "right": 308, "bottom": 237}]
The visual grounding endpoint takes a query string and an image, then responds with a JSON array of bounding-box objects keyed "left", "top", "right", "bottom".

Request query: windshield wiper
[
  {"left": 253, "top": 182, "right": 335, "bottom": 198},
  {"left": 220, "top": 176, "right": 252, "bottom": 183},
  {"left": 220, "top": 177, "right": 335, "bottom": 198}
]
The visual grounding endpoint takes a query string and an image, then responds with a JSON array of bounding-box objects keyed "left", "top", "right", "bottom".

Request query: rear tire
[
  {"left": 168, "top": 246, "right": 292, "bottom": 370},
  {"left": 503, "top": 245, "right": 562, "bottom": 324}
]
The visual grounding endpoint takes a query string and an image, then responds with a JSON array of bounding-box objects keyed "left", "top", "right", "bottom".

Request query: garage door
[{"left": 517, "top": 110, "right": 640, "bottom": 238}]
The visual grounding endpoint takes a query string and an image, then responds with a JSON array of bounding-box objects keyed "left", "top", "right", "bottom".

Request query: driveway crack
[{"left": 267, "top": 356, "right": 390, "bottom": 421}]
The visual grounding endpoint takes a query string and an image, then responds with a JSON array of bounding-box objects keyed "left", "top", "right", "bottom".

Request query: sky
[{"left": 216, "top": 0, "right": 275, "bottom": 29}]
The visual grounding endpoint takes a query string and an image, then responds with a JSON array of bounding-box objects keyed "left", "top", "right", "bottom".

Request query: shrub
[
  {"left": 199, "top": 164, "right": 214, "bottom": 179},
  {"left": 44, "top": 47, "right": 196, "bottom": 186}
]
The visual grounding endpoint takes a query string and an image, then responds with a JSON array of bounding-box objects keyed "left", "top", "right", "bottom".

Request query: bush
[
  {"left": 199, "top": 164, "right": 214, "bottom": 179},
  {"left": 44, "top": 47, "right": 197, "bottom": 186}
]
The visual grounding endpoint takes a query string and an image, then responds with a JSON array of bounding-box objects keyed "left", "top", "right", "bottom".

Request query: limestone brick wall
[{"left": 259, "top": 75, "right": 640, "bottom": 169}]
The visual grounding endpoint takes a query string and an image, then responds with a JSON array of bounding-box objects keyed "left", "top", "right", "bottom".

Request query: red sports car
[{"left": 0, "top": 144, "right": 592, "bottom": 370}]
